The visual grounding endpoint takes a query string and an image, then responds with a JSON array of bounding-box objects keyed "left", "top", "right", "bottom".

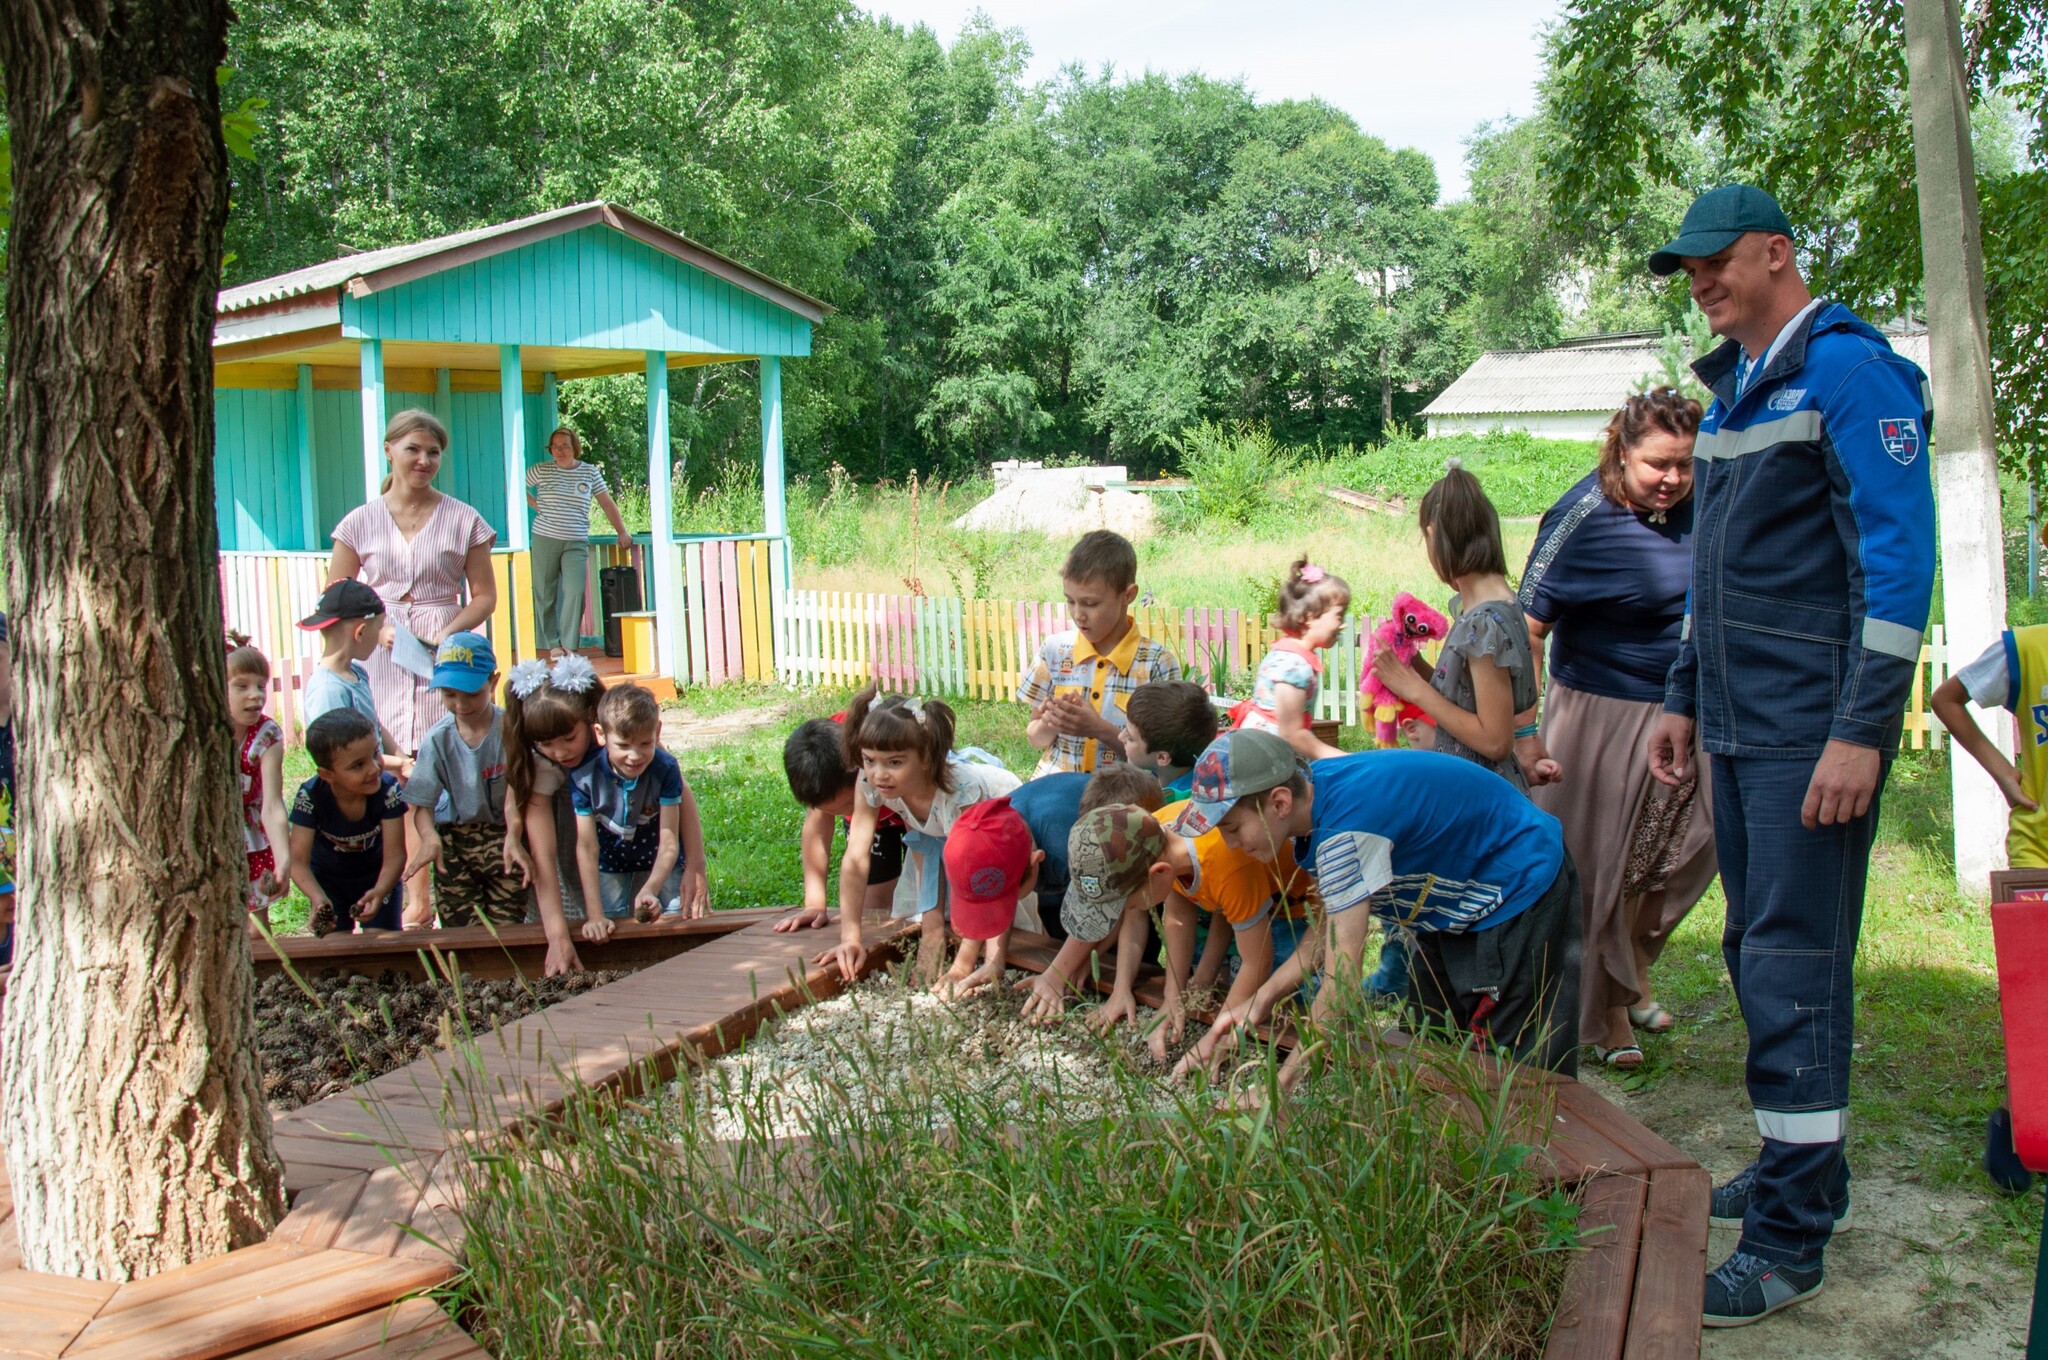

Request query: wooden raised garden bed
[{"left": 0, "top": 912, "right": 1705, "bottom": 1357}]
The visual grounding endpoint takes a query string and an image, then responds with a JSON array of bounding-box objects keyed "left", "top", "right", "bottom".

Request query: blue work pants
[{"left": 1714, "top": 751, "right": 1889, "bottom": 1266}]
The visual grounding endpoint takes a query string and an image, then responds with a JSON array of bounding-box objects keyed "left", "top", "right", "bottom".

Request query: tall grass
[
  {"left": 780, "top": 428, "right": 1584, "bottom": 612},
  {"left": 1316, "top": 429, "right": 1596, "bottom": 519},
  {"left": 596, "top": 427, "right": 1589, "bottom": 613},
  {"left": 1168, "top": 419, "right": 1300, "bottom": 528},
  {"left": 449, "top": 971, "right": 1578, "bottom": 1359}
]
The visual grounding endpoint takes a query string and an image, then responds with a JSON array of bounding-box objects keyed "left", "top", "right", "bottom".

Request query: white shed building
[{"left": 1423, "top": 326, "right": 1931, "bottom": 440}]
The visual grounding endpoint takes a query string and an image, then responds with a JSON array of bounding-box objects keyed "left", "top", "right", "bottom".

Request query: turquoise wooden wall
[
  {"left": 216, "top": 387, "right": 555, "bottom": 551},
  {"left": 340, "top": 227, "right": 813, "bottom": 358}
]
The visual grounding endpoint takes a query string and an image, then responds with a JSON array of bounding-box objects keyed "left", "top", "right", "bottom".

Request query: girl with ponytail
[{"left": 501, "top": 653, "right": 606, "bottom": 975}]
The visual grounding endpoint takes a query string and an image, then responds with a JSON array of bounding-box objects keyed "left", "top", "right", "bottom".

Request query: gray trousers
[{"left": 531, "top": 533, "right": 589, "bottom": 651}]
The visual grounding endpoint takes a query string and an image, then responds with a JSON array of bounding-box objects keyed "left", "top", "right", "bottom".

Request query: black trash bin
[{"left": 599, "top": 564, "right": 642, "bottom": 658}]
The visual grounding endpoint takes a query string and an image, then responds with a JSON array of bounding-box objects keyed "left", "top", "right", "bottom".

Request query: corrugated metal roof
[
  {"left": 1423, "top": 343, "right": 1667, "bottom": 415},
  {"left": 217, "top": 201, "right": 829, "bottom": 322},
  {"left": 1425, "top": 329, "right": 1933, "bottom": 416},
  {"left": 219, "top": 203, "right": 594, "bottom": 311}
]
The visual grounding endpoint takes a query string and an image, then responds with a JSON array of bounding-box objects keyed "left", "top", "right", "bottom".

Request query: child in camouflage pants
[{"left": 401, "top": 632, "right": 528, "bottom": 927}]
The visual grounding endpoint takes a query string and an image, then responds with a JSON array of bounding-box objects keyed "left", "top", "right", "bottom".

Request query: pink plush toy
[{"left": 1361, "top": 591, "right": 1451, "bottom": 746}]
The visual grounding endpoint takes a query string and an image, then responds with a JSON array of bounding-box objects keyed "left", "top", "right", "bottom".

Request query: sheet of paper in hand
[{"left": 391, "top": 625, "right": 438, "bottom": 680}]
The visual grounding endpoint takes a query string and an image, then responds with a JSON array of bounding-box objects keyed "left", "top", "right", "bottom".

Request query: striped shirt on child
[{"left": 526, "top": 462, "right": 610, "bottom": 542}]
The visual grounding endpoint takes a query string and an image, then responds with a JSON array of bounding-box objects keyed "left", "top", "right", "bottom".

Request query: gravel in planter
[
  {"left": 686, "top": 967, "right": 1203, "bottom": 1141},
  {"left": 255, "top": 967, "right": 629, "bottom": 1112}
]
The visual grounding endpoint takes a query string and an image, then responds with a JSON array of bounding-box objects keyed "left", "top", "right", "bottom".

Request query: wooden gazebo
[{"left": 212, "top": 201, "right": 825, "bottom": 691}]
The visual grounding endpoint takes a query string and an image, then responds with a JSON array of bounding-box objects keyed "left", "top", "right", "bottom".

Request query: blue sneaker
[
  {"left": 1702, "top": 1250, "right": 1824, "bottom": 1327},
  {"left": 1366, "top": 929, "right": 1410, "bottom": 1001},
  {"left": 1708, "top": 1160, "right": 1851, "bottom": 1230}
]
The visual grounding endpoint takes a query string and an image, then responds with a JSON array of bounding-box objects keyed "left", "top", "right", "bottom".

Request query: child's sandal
[
  {"left": 1597, "top": 1044, "right": 1645, "bottom": 1070},
  {"left": 1628, "top": 1002, "right": 1676, "bottom": 1033}
]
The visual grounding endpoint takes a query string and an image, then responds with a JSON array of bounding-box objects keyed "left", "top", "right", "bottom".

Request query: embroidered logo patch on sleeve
[{"left": 1879, "top": 417, "right": 1922, "bottom": 465}]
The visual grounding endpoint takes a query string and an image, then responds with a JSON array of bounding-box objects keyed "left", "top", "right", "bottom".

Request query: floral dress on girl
[
  {"left": 1235, "top": 638, "right": 1323, "bottom": 734},
  {"left": 1430, "top": 596, "right": 1540, "bottom": 793},
  {"left": 240, "top": 716, "right": 285, "bottom": 908}
]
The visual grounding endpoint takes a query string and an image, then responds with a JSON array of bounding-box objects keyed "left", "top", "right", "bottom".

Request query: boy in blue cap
[
  {"left": 1173, "top": 729, "right": 1582, "bottom": 1087},
  {"left": 400, "top": 631, "right": 526, "bottom": 926}
]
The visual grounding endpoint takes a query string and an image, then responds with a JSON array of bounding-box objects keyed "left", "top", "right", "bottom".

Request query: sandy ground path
[
  {"left": 658, "top": 701, "right": 792, "bottom": 754},
  {"left": 1579, "top": 1069, "right": 2031, "bottom": 1358}
]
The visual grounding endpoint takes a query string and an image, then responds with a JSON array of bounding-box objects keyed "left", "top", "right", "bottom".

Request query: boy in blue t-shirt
[
  {"left": 288, "top": 708, "right": 407, "bottom": 935},
  {"left": 568, "top": 684, "right": 707, "bottom": 936},
  {"left": 1117, "top": 680, "right": 1217, "bottom": 801},
  {"left": 1174, "top": 729, "right": 1582, "bottom": 1084},
  {"left": 297, "top": 580, "right": 407, "bottom": 778}
]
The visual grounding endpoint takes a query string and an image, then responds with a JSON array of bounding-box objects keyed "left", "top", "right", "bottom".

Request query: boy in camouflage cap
[{"left": 1019, "top": 804, "right": 1173, "bottom": 1022}]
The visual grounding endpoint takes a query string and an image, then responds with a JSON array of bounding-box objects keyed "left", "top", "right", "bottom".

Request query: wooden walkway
[
  {"left": 245, "top": 905, "right": 788, "bottom": 982},
  {"left": 0, "top": 913, "right": 906, "bottom": 1358}
]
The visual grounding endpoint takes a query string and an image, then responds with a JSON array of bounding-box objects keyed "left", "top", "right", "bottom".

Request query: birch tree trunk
[{"left": 0, "top": 0, "right": 286, "bottom": 1277}]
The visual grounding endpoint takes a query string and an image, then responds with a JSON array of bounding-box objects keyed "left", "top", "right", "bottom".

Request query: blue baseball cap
[
  {"left": 431, "top": 631, "right": 497, "bottom": 693},
  {"left": 1169, "top": 728, "right": 1304, "bottom": 837},
  {"left": 1648, "top": 184, "right": 1795, "bottom": 277}
]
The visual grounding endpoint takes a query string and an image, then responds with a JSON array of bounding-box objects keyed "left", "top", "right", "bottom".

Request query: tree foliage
[
  {"left": 1540, "top": 0, "right": 2048, "bottom": 464},
  {"left": 221, "top": 6, "right": 1471, "bottom": 481}
]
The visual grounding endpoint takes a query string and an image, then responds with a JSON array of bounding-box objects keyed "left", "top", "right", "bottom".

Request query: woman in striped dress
[{"left": 526, "top": 427, "right": 631, "bottom": 660}]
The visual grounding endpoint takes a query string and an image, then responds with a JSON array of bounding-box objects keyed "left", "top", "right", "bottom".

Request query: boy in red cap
[{"left": 934, "top": 796, "right": 1042, "bottom": 997}]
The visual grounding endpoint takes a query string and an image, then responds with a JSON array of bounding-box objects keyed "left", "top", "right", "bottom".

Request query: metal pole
[
  {"left": 2031, "top": 473, "right": 2040, "bottom": 599},
  {"left": 1904, "top": 0, "right": 2012, "bottom": 892}
]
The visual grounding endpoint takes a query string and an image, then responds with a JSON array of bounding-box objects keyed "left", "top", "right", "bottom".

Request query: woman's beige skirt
[{"left": 1533, "top": 682, "right": 1719, "bottom": 1050}]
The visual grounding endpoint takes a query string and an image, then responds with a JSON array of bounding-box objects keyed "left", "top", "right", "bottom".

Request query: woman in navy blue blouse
[{"left": 1517, "top": 388, "right": 1720, "bottom": 1068}]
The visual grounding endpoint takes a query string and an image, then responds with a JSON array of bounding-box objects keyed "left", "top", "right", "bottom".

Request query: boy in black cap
[{"left": 299, "top": 580, "right": 407, "bottom": 778}]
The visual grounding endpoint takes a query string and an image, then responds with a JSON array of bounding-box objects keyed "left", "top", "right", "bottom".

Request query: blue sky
[{"left": 863, "top": 1, "right": 1563, "bottom": 200}]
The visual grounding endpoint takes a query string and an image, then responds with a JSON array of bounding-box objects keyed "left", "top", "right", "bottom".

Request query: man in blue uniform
[{"left": 1646, "top": 186, "right": 1935, "bottom": 1327}]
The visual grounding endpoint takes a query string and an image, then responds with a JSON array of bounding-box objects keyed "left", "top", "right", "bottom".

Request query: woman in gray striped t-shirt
[{"left": 526, "top": 427, "right": 632, "bottom": 658}]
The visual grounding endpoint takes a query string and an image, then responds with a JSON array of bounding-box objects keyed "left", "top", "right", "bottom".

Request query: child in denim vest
[{"left": 567, "top": 684, "right": 708, "bottom": 929}]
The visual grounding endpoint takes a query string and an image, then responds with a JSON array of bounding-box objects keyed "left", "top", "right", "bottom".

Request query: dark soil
[{"left": 254, "top": 968, "right": 630, "bottom": 1112}]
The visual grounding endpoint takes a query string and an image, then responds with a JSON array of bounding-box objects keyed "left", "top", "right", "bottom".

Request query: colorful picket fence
[
  {"left": 1901, "top": 624, "right": 1950, "bottom": 750},
  {"left": 679, "top": 535, "right": 785, "bottom": 686},
  {"left": 221, "top": 533, "right": 783, "bottom": 736},
  {"left": 221, "top": 548, "right": 1963, "bottom": 746},
  {"left": 778, "top": 591, "right": 1371, "bottom": 726}
]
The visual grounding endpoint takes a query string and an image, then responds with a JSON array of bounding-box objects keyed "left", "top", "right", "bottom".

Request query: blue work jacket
[{"left": 1664, "top": 302, "right": 1936, "bottom": 757}]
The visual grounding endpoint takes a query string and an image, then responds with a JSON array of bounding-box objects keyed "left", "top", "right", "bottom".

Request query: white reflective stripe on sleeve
[
  {"left": 1692, "top": 410, "right": 1824, "bottom": 462},
  {"left": 1861, "top": 617, "right": 1924, "bottom": 662},
  {"left": 1755, "top": 1107, "right": 1847, "bottom": 1143},
  {"left": 1681, "top": 612, "right": 1691, "bottom": 642}
]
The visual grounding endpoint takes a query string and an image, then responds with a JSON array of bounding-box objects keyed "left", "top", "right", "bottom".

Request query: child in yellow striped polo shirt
[{"left": 1019, "top": 530, "right": 1179, "bottom": 777}]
